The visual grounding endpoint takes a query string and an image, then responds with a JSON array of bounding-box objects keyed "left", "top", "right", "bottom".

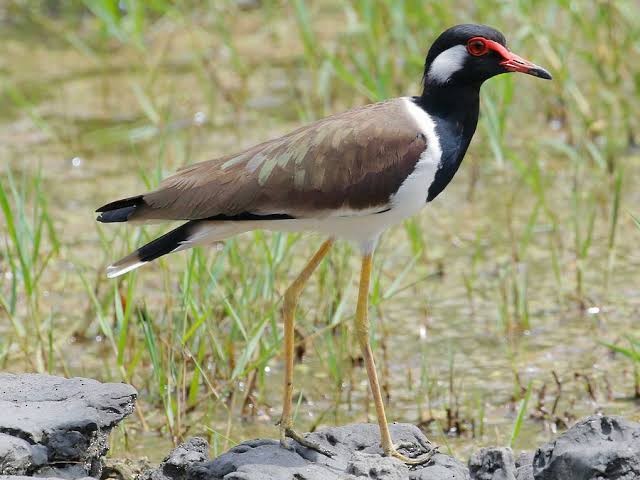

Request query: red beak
[
  {"left": 500, "top": 51, "right": 552, "bottom": 79},
  {"left": 480, "top": 38, "right": 553, "bottom": 80}
]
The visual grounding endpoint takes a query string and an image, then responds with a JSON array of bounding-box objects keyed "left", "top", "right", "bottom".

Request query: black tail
[
  {"left": 96, "top": 195, "right": 144, "bottom": 223},
  {"left": 106, "top": 221, "right": 200, "bottom": 278}
]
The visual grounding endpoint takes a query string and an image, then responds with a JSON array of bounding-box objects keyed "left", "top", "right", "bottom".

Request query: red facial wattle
[{"left": 466, "top": 36, "right": 552, "bottom": 80}]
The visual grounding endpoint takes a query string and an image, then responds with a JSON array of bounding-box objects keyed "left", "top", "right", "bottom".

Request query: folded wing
[{"left": 97, "top": 98, "right": 427, "bottom": 222}]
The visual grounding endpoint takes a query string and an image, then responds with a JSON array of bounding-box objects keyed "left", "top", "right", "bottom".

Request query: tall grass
[{"left": 0, "top": 168, "right": 59, "bottom": 370}]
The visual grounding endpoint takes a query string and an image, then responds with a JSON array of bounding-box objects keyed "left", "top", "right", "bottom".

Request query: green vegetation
[
  {"left": 602, "top": 336, "right": 640, "bottom": 399},
  {"left": 1, "top": 0, "right": 638, "bottom": 460}
]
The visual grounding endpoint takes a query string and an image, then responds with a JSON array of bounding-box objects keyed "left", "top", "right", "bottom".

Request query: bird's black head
[{"left": 422, "top": 24, "right": 552, "bottom": 89}]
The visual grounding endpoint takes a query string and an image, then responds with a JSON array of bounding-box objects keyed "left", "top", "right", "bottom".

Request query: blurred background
[{"left": 1, "top": 0, "right": 639, "bottom": 463}]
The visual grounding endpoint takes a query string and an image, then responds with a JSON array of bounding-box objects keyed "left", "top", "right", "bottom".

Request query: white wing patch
[
  {"left": 106, "top": 261, "right": 147, "bottom": 278},
  {"left": 427, "top": 45, "right": 468, "bottom": 84}
]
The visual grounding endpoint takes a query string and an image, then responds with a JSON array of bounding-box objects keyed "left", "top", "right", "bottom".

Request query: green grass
[
  {"left": 0, "top": 168, "right": 59, "bottom": 369},
  {"left": 1, "top": 0, "right": 639, "bottom": 460},
  {"left": 509, "top": 380, "right": 533, "bottom": 448},
  {"left": 601, "top": 336, "right": 640, "bottom": 399}
]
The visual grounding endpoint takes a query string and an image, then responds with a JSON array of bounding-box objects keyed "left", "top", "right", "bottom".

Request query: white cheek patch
[{"left": 427, "top": 45, "right": 468, "bottom": 84}]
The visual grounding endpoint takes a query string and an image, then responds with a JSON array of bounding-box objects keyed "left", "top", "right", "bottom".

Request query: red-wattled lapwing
[{"left": 97, "top": 24, "right": 551, "bottom": 464}]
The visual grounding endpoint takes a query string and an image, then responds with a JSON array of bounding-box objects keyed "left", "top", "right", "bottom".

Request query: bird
[{"left": 96, "top": 24, "right": 551, "bottom": 464}]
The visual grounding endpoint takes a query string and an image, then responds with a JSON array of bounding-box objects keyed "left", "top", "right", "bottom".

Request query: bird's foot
[
  {"left": 385, "top": 442, "right": 439, "bottom": 465},
  {"left": 279, "top": 423, "right": 334, "bottom": 458}
]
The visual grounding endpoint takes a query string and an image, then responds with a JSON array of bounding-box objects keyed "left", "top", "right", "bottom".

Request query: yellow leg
[
  {"left": 279, "top": 238, "right": 334, "bottom": 457},
  {"left": 355, "top": 253, "right": 437, "bottom": 465}
]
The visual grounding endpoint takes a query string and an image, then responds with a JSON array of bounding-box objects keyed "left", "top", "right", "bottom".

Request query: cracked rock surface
[
  {"left": 533, "top": 415, "right": 640, "bottom": 480},
  {"left": 514, "top": 452, "right": 534, "bottom": 480},
  {"left": 2, "top": 373, "right": 639, "bottom": 480},
  {"left": 0, "top": 373, "right": 137, "bottom": 479},
  {"left": 469, "top": 447, "right": 516, "bottom": 480},
  {"left": 141, "top": 423, "right": 470, "bottom": 480},
  {"left": 142, "top": 416, "right": 640, "bottom": 480}
]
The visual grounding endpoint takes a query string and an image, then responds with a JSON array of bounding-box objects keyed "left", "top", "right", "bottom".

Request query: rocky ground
[
  {"left": 0, "top": 373, "right": 137, "bottom": 478},
  {"left": 1, "top": 374, "right": 639, "bottom": 480}
]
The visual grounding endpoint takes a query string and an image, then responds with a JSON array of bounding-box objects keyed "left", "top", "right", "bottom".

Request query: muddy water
[{"left": 2, "top": 8, "right": 639, "bottom": 463}]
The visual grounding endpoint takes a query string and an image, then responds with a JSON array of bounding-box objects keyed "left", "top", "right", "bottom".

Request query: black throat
[{"left": 414, "top": 82, "right": 481, "bottom": 202}]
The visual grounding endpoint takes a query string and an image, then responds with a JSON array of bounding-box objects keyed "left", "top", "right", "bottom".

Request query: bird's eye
[{"left": 467, "top": 38, "right": 489, "bottom": 56}]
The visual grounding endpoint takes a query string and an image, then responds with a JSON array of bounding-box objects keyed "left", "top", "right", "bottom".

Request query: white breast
[{"left": 389, "top": 97, "right": 442, "bottom": 217}]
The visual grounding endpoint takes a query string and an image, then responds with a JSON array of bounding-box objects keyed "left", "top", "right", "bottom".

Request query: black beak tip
[{"left": 531, "top": 66, "right": 553, "bottom": 80}]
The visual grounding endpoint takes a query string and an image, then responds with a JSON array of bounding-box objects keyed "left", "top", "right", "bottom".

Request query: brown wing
[{"left": 133, "top": 98, "right": 427, "bottom": 220}]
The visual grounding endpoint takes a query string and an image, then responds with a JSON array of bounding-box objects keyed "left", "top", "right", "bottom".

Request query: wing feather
[{"left": 133, "top": 98, "right": 427, "bottom": 220}]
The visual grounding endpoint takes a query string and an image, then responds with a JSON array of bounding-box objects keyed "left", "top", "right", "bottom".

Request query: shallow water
[{"left": 1, "top": 3, "right": 639, "bottom": 464}]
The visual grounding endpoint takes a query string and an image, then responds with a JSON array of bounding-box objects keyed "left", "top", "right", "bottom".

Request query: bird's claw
[
  {"left": 279, "top": 425, "right": 334, "bottom": 458},
  {"left": 386, "top": 443, "right": 439, "bottom": 465}
]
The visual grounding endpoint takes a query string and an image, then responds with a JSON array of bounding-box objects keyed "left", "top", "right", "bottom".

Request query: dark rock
[
  {"left": 142, "top": 438, "right": 211, "bottom": 480},
  {"left": 142, "top": 423, "right": 470, "bottom": 480},
  {"left": 515, "top": 452, "right": 533, "bottom": 469},
  {"left": 411, "top": 454, "right": 471, "bottom": 480},
  {"left": 31, "top": 464, "right": 95, "bottom": 479},
  {"left": 515, "top": 464, "right": 534, "bottom": 480},
  {"left": 6, "top": 372, "right": 633, "bottom": 480},
  {"left": 533, "top": 415, "right": 640, "bottom": 480},
  {"left": 468, "top": 447, "right": 516, "bottom": 480},
  {"left": 0, "top": 477, "right": 95, "bottom": 480},
  {"left": 0, "top": 434, "right": 47, "bottom": 475},
  {"left": 0, "top": 373, "right": 137, "bottom": 478},
  {"left": 514, "top": 452, "right": 534, "bottom": 480}
]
